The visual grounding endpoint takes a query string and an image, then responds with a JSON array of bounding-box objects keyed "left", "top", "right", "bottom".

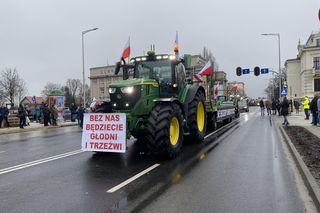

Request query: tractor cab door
[{"left": 158, "top": 62, "right": 186, "bottom": 98}]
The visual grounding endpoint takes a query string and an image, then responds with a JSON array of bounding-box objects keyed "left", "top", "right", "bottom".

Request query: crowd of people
[
  {"left": 0, "top": 102, "right": 87, "bottom": 130},
  {"left": 258, "top": 94, "right": 320, "bottom": 126}
]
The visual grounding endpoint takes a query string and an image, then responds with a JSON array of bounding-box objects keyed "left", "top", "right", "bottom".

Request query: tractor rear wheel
[
  {"left": 145, "top": 103, "right": 183, "bottom": 158},
  {"left": 187, "top": 91, "right": 207, "bottom": 142}
]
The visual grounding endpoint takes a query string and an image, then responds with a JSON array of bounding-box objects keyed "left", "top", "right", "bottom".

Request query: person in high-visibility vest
[{"left": 302, "top": 96, "right": 310, "bottom": 120}]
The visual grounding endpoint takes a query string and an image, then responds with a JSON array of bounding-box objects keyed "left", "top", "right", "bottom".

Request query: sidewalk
[
  {"left": 0, "top": 120, "right": 79, "bottom": 135},
  {"left": 276, "top": 112, "right": 320, "bottom": 139}
]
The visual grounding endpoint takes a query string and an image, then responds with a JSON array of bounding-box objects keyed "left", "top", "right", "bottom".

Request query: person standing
[
  {"left": 259, "top": 99, "right": 265, "bottom": 116},
  {"left": 271, "top": 99, "right": 277, "bottom": 115},
  {"left": 34, "top": 105, "right": 41, "bottom": 123},
  {"left": 265, "top": 99, "right": 272, "bottom": 116},
  {"left": 0, "top": 105, "right": 10, "bottom": 128},
  {"left": 310, "top": 94, "right": 319, "bottom": 126},
  {"left": 293, "top": 100, "right": 300, "bottom": 114},
  {"left": 281, "top": 97, "right": 290, "bottom": 125},
  {"left": 70, "top": 103, "right": 77, "bottom": 122},
  {"left": 42, "top": 104, "right": 51, "bottom": 126},
  {"left": 18, "top": 104, "right": 26, "bottom": 129},
  {"left": 77, "top": 104, "right": 85, "bottom": 128},
  {"left": 302, "top": 96, "right": 310, "bottom": 120},
  {"left": 50, "top": 104, "right": 58, "bottom": 126}
]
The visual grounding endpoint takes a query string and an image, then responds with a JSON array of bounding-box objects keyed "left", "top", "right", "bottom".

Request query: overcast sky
[{"left": 0, "top": 0, "right": 319, "bottom": 98}]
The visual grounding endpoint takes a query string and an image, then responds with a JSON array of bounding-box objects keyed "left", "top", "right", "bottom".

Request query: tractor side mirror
[{"left": 115, "top": 62, "right": 121, "bottom": 75}]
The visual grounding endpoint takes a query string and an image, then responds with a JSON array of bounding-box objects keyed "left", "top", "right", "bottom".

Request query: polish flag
[
  {"left": 193, "top": 74, "right": 203, "bottom": 82},
  {"left": 214, "top": 83, "right": 219, "bottom": 99},
  {"left": 231, "top": 85, "right": 238, "bottom": 91},
  {"left": 121, "top": 37, "right": 130, "bottom": 59},
  {"left": 198, "top": 61, "right": 213, "bottom": 76}
]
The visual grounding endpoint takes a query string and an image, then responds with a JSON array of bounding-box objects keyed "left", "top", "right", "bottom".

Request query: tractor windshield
[{"left": 135, "top": 60, "right": 172, "bottom": 83}]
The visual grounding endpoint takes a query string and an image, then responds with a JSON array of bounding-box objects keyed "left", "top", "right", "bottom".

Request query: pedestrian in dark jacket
[
  {"left": 70, "top": 103, "right": 77, "bottom": 122},
  {"left": 281, "top": 97, "right": 290, "bottom": 125},
  {"left": 271, "top": 100, "right": 277, "bottom": 115},
  {"left": 276, "top": 99, "right": 281, "bottom": 116},
  {"left": 77, "top": 104, "right": 85, "bottom": 128},
  {"left": 310, "top": 94, "right": 319, "bottom": 126},
  {"left": 259, "top": 99, "right": 265, "bottom": 116},
  {"left": 293, "top": 100, "right": 300, "bottom": 114},
  {"left": 0, "top": 105, "right": 10, "bottom": 128},
  {"left": 42, "top": 104, "right": 51, "bottom": 126},
  {"left": 18, "top": 104, "right": 27, "bottom": 129}
]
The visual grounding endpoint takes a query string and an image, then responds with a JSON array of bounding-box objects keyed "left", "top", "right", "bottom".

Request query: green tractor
[{"left": 108, "top": 52, "right": 207, "bottom": 157}]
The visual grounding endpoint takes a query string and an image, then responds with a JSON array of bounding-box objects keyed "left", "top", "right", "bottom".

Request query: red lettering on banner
[
  {"left": 105, "top": 114, "right": 120, "bottom": 122},
  {"left": 90, "top": 115, "right": 103, "bottom": 121},
  {"left": 113, "top": 143, "right": 120, "bottom": 150}
]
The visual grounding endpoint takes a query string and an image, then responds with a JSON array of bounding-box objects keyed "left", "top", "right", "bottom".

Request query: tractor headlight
[
  {"left": 121, "top": 86, "right": 134, "bottom": 94},
  {"left": 109, "top": 88, "right": 116, "bottom": 94}
]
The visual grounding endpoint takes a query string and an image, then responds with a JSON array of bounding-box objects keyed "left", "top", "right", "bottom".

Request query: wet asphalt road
[{"left": 0, "top": 109, "right": 309, "bottom": 213}]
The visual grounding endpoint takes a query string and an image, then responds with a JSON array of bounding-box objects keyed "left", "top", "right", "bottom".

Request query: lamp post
[
  {"left": 82, "top": 28, "right": 98, "bottom": 107},
  {"left": 261, "top": 33, "right": 281, "bottom": 99}
]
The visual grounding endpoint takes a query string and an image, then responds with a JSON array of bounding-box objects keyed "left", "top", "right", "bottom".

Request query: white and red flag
[
  {"left": 231, "top": 85, "right": 238, "bottom": 91},
  {"left": 214, "top": 83, "right": 219, "bottom": 99},
  {"left": 198, "top": 61, "right": 213, "bottom": 76},
  {"left": 121, "top": 37, "right": 130, "bottom": 60}
]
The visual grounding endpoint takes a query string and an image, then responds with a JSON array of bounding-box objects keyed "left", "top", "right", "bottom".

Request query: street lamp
[
  {"left": 82, "top": 27, "right": 98, "bottom": 107},
  {"left": 261, "top": 33, "right": 281, "bottom": 99}
]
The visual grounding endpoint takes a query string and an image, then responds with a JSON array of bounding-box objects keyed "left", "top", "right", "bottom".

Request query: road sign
[
  {"left": 32, "top": 96, "right": 36, "bottom": 103},
  {"left": 281, "top": 88, "right": 287, "bottom": 96},
  {"left": 242, "top": 69, "right": 250, "bottom": 74},
  {"left": 261, "top": 68, "right": 269, "bottom": 74}
]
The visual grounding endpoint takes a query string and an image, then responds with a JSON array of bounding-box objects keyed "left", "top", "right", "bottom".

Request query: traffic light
[
  {"left": 254, "top": 66, "right": 260, "bottom": 76},
  {"left": 236, "top": 67, "right": 242, "bottom": 76}
]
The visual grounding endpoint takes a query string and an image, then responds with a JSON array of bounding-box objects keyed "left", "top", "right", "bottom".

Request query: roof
[{"left": 21, "top": 96, "right": 44, "bottom": 105}]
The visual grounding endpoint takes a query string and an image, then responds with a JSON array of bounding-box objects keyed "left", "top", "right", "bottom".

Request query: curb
[
  {"left": 279, "top": 125, "right": 320, "bottom": 212},
  {"left": 0, "top": 123, "right": 79, "bottom": 135}
]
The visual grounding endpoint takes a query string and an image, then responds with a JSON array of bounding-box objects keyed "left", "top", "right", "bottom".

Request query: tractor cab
[{"left": 114, "top": 53, "right": 187, "bottom": 98}]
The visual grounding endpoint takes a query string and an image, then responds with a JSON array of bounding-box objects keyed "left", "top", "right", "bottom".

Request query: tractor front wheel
[{"left": 145, "top": 103, "right": 183, "bottom": 158}]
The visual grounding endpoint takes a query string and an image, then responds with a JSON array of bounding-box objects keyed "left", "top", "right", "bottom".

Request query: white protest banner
[{"left": 81, "top": 113, "right": 126, "bottom": 153}]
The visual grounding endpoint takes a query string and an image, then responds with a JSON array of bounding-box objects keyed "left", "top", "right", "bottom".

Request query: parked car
[
  {"left": 62, "top": 108, "right": 71, "bottom": 121},
  {"left": 238, "top": 100, "right": 249, "bottom": 112}
]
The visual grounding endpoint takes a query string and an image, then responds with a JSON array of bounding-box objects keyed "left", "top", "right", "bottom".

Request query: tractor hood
[{"left": 109, "top": 78, "right": 159, "bottom": 88}]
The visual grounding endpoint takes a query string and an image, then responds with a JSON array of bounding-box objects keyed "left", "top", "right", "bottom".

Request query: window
[
  {"left": 317, "top": 39, "right": 320, "bottom": 47},
  {"left": 100, "top": 87, "right": 105, "bottom": 94},
  {"left": 315, "top": 79, "right": 320, "bottom": 92},
  {"left": 314, "top": 57, "right": 320, "bottom": 70}
]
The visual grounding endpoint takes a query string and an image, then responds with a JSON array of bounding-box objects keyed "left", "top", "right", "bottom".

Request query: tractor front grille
[{"left": 110, "top": 86, "right": 141, "bottom": 110}]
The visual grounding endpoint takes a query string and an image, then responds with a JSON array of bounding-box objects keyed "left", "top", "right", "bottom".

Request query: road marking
[
  {"left": 0, "top": 151, "right": 5, "bottom": 154},
  {"left": 107, "top": 163, "right": 160, "bottom": 193},
  {"left": 0, "top": 150, "right": 83, "bottom": 175}
]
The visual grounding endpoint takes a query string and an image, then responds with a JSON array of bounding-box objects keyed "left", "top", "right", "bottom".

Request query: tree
[
  {"left": 0, "top": 68, "right": 27, "bottom": 107},
  {"left": 79, "top": 83, "right": 90, "bottom": 106},
  {"left": 63, "top": 86, "right": 73, "bottom": 108},
  {"left": 201, "top": 47, "right": 219, "bottom": 72},
  {"left": 41, "top": 82, "right": 62, "bottom": 97},
  {"left": 66, "top": 79, "right": 81, "bottom": 103}
]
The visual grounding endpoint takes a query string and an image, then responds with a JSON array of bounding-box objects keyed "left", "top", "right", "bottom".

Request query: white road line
[
  {"left": 0, "top": 150, "right": 83, "bottom": 175},
  {"left": 107, "top": 163, "right": 160, "bottom": 193},
  {"left": 0, "top": 151, "right": 5, "bottom": 154}
]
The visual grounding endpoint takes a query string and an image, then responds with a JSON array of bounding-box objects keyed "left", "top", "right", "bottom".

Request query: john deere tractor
[{"left": 108, "top": 52, "right": 206, "bottom": 157}]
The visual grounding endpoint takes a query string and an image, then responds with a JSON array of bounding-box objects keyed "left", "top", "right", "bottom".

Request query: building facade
[
  {"left": 285, "top": 31, "right": 320, "bottom": 99},
  {"left": 89, "top": 65, "right": 122, "bottom": 101}
]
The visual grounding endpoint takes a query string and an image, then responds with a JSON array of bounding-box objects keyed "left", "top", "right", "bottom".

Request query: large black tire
[
  {"left": 145, "top": 103, "right": 183, "bottom": 158},
  {"left": 187, "top": 91, "right": 207, "bottom": 142}
]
